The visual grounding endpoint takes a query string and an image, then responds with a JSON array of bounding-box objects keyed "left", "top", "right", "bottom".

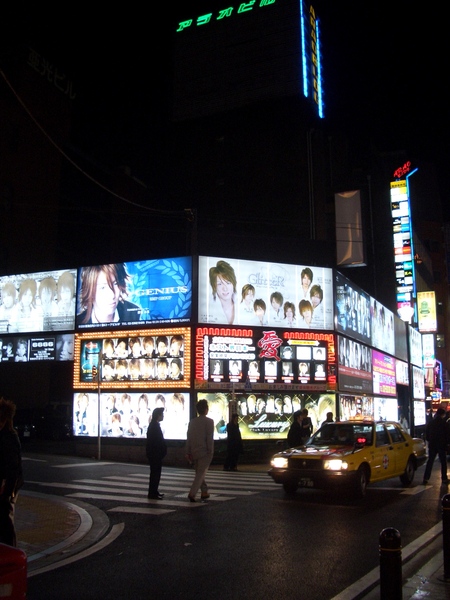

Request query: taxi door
[
  {"left": 385, "top": 423, "right": 408, "bottom": 476},
  {"left": 370, "top": 423, "right": 397, "bottom": 481}
]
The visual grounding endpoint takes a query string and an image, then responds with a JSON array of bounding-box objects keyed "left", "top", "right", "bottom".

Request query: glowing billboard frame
[{"left": 74, "top": 328, "right": 191, "bottom": 390}]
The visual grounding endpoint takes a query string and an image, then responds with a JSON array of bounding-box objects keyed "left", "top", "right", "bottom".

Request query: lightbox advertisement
[
  {"left": 76, "top": 257, "right": 192, "bottom": 330},
  {"left": 0, "top": 334, "right": 74, "bottom": 362},
  {"left": 73, "top": 391, "right": 190, "bottom": 440},
  {"left": 195, "top": 327, "right": 336, "bottom": 392},
  {"left": 372, "top": 351, "right": 396, "bottom": 396},
  {"left": 370, "top": 298, "right": 395, "bottom": 356},
  {"left": 337, "top": 335, "right": 373, "bottom": 394},
  {"left": 74, "top": 328, "right": 191, "bottom": 390},
  {"left": 0, "top": 268, "right": 77, "bottom": 334},
  {"left": 198, "top": 256, "right": 333, "bottom": 330},
  {"left": 335, "top": 271, "right": 371, "bottom": 344},
  {"left": 197, "top": 391, "right": 336, "bottom": 440}
]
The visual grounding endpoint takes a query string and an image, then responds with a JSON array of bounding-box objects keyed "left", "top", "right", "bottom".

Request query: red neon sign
[{"left": 393, "top": 161, "right": 411, "bottom": 179}]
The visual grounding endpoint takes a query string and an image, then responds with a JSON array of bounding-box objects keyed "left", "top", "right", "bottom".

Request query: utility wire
[{"left": 0, "top": 68, "right": 192, "bottom": 220}]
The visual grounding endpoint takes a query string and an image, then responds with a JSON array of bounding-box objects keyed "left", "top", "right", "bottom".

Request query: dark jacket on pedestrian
[
  {"left": 0, "top": 427, "right": 23, "bottom": 500},
  {"left": 146, "top": 419, "right": 167, "bottom": 462},
  {"left": 425, "top": 411, "right": 450, "bottom": 450},
  {"left": 287, "top": 417, "right": 303, "bottom": 447},
  {"left": 226, "top": 420, "right": 243, "bottom": 455}
]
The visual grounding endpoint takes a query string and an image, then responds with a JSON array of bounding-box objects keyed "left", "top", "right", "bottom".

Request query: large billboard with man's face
[
  {"left": 76, "top": 257, "right": 192, "bottom": 330},
  {"left": 198, "top": 256, "right": 333, "bottom": 330}
]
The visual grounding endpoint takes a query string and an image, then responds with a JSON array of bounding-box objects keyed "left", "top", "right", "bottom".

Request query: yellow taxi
[{"left": 268, "top": 419, "right": 427, "bottom": 498}]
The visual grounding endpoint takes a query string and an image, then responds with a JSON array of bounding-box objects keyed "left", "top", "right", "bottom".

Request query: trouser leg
[{"left": 189, "top": 455, "right": 212, "bottom": 497}]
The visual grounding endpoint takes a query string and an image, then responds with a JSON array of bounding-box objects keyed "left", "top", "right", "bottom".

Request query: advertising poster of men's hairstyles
[
  {"left": 198, "top": 256, "right": 333, "bottom": 330},
  {"left": 73, "top": 391, "right": 190, "bottom": 440},
  {"left": 0, "top": 268, "right": 77, "bottom": 334},
  {"left": 76, "top": 257, "right": 192, "bottom": 329}
]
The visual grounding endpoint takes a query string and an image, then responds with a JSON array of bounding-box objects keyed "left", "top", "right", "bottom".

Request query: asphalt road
[{"left": 21, "top": 452, "right": 447, "bottom": 600}]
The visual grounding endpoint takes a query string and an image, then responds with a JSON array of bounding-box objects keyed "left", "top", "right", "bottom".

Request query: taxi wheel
[
  {"left": 354, "top": 466, "right": 369, "bottom": 498},
  {"left": 283, "top": 482, "right": 298, "bottom": 495},
  {"left": 400, "top": 457, "right": 415, "bottom": 486}
]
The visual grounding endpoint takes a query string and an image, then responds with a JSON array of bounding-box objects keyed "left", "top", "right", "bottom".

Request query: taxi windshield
[{"left": 310, "top": 423, "right": 373, "bottom": 446}]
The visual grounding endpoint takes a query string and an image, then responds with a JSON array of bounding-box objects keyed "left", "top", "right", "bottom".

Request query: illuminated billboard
[
  {"left": 370, "top": 298, "right": 395, "bottom": 356},
  {"left": 74, "top": 328, "right": 191, "bottom": 390},
  {"left": 417, "top": 291, "right": 437, "bottom": 332},
  {"left": 195, "top": 326, "right": 336, "bottom": 392},
  {"left": 409, "top": 325, "right": 422, "bottom": 367},
  {"left": 73, "top": 391, "right": 190, "bottom": 440},
  {"left": 335, "top": 271, "right": 371, "bottom": 344},
  {"left": 0, "top": 268, "right": 77, "bottom": 334},
  {"left": 390, "top": 177, "right": 416, "bottom": 320},
  {"left": 197, "top": 391, "right": 335, "bottom": 440},
  {"left": 422, "top": 333, "right": 435, "bottom": 369},
  {"left": 337, "top": 336, "right": 372, "bottom": 394},
  {"left": 198, "top": 256, "right": 333, "bottom": 330},
  {"left": 76, "top": 257, "right": 192, "bottom": 330},
  {"left": 412, "top": 365, "right": 425, "bottom": 400},
  {"left": 372, "top": 351, "right": 396, "bottom": 397},
  {"left": 0, "top": 333, "right": 74, "bottom": 362}
]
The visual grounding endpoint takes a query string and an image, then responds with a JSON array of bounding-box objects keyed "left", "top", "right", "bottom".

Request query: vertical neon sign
[{"left": 300, "top": 2, "right": 324, "bottom": 118}]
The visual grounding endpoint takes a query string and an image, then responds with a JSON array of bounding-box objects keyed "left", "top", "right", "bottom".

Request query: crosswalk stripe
[
  {"left": 66, "top": 492, "right": 208, "bottom": 506},
  {"left": 102, "top": 475, "right": 274, "bottom": 490},
  {"left": 108, "top": 507, "right": 175, "bottom": 515}
]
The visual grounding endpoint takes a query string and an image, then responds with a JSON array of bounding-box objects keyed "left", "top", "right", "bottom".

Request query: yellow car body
[{"left": 269, "top": 420, "right": 427, "bottom": 498}]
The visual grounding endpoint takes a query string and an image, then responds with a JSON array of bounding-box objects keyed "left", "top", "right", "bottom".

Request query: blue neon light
[{"left": 300, "top": 1, "right": 308, "bottom": 98}]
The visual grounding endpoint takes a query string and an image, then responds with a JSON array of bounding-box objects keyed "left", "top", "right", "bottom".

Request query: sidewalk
[
  {"left": 15, "top": 490, "right": 110, "bottom": 576},
  {"left": 13, "top": 480, "right": 450, "bottom": 599}
]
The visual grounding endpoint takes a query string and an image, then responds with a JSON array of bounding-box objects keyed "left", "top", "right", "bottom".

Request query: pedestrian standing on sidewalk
[
  {"left": 223, "top": 413, "right": 243, "bottom": 471},
  {"left": 0, "top": 397, "right": 23, "bottom": 546},
  {"left": 185, "top": 399, "right": 214, "bottom": 502},
  {"left": 422, "top": 407, "right": 450, "bottom": 485},
  {"left": 146, "top": 407, "right": 167, "bottom": 499}
]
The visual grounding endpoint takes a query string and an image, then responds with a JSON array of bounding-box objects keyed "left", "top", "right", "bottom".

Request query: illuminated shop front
[
  {"left": 0, "top": 254, "right": 429, "bottom": 449},
  {"left": 195, "top": 326, "right": 337, "bottom": 439}
]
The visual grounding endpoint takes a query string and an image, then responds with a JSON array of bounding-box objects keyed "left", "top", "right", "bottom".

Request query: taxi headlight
[
  {"left": 271, "top": 456, "right": 288, "bottom": 469},
  {"left": 324, "top": 459, "right": 348, "bottom": 471}
]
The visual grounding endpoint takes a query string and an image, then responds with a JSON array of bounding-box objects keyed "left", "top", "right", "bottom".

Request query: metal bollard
[
  {"left": 379, "top": 527, "right": 402, "bottom": 600},
  {"left": 442, "top": 494, "right": 450, "bottom": 579}
]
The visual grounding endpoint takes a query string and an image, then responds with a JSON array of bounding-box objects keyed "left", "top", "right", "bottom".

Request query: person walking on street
[
  {"left": 224, "top": 413, "right": 243, "bottom": 471},
  {"left": 186, "top": 399, "right": 214, "bottom": 502},
  {"left": 287, "top": 410, "right": 303, "bottom": 447},
  {"left": 146, "top": 407, "right": 167, "bottom": 499},
  {"left": 422, "top": 407, "right": 450, "bottom": 485},
  {"left": 0, "top": 397, "right": 23, "bottom": 546}
]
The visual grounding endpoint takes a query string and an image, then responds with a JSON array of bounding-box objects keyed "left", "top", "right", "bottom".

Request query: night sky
[{"left": 4, "top": 2, "right": 448, "bottom": 215}]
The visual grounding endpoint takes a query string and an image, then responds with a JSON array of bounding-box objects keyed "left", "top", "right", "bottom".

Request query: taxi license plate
[{"left": 298, "top": 478, "right": 314, "bottom": 488}]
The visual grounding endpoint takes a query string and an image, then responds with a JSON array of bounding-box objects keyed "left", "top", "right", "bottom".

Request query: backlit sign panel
[
  {"left": 195, "top": 326, "right": 335, "bottom": 392},
  {"left": 198, "top": 256, "right": 333, "bottom": 330},
  {"left": 0, "top": 268, "right": 77, "bottom": 334},
  {"left": 370, "top": 298, "right": 395, "bottom": 355},
  {"left": 412, "top": 365, "right": 425, "bottom": 400},
  {"left": 73, "top": 391, "right": 190, "bottom": 440},
  {"left": 335, "top": 271, "right": 371, "bottom": 344},
  {"left": 197, "top": 390, "right": 336, "bottom": 440},
  {"left": 0, "top": 333, "right": 74, "bottom": 362},
  {"left": 409, "top": 326, "right": 423, "bottom": 367},
  {"left": 390, "top": 178, "right": 416, "bottom": 319},
  {"left": 76, "top": 257, "right": 192, "bottom": 330},
  {"left": 372, "top": 351, "right": 396, "bottom": 396},
  {"left": 422, "top": 333, "right": 435, "bottom": 369},
  {"left": 417, "top": 291, "right": 437, "bottom": 332},
  {"left": 337, "top": 336, "right": 372, "bottom": 394},
  {"left": 74, "top": 328, "right": 191, "bottom": 390}
]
